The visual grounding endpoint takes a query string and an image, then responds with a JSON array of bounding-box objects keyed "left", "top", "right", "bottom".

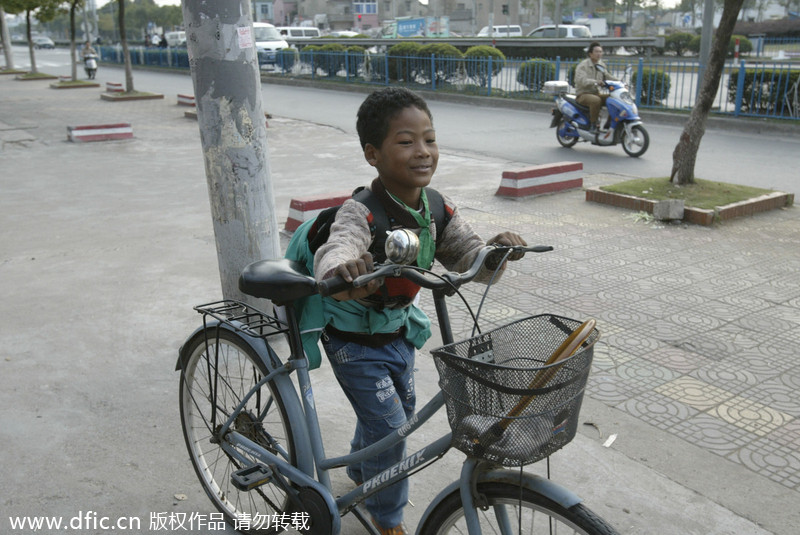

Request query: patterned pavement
[
  {"left": 419, "top": 181, "right": 800, "bottom": 492},
  {"left": 2, "top": 70, "right": 797, "bottom": 531}
]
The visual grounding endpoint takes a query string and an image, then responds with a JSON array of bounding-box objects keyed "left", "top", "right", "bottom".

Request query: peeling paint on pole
[{"left": 182, "top": 0, "right": 279, "bottom": 303}]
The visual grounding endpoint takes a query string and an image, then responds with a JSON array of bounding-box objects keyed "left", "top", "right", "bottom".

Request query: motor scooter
[
  {"left": 547, "top": 65, "right": 649, "bottom": 158},
  {"left": 83, "top": 54, "right": 98, "bottom": 80}
]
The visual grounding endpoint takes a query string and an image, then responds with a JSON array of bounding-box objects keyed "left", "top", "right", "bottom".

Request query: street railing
[{"left": 97, "top": 45, "right": 800, "bottom": 121}]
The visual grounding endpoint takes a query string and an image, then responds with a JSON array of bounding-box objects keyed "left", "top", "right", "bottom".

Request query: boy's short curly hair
[{"left": 356, "top": 87, "right": 433, "bottom": 150}]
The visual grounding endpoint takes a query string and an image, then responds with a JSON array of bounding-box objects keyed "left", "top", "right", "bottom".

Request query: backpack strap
[{"left": 424, "top": 187, "right": 452, "bottom": 246}]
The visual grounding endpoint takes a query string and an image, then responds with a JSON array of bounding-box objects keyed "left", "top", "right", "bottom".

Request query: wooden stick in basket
[{"left": 472, "top": 319, "right": 596, "bottom": 448}]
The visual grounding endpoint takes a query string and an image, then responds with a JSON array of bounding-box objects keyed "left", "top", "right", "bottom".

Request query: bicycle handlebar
[{"left": 317, "top": 244, "right": 552, "bottom": 298}]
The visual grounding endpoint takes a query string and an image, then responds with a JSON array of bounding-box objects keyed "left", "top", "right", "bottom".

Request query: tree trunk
[
  {"left": 1, "top": 6, "right": 15, "bottom": 70},
  {"left": 26, "top": 9, "right": 37, "bottom": 74},
  {"left": 69, "top": 2, "right": 77, "bottom": 81},
  {"left": 118, "top": 0, "right": 134, "bottom": 92},
  {"left": 670, "top": 0, "right": 745, "bottom": 185}
]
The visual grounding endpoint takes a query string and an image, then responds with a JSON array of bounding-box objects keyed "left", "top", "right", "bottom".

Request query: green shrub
[
  {"left": 665, "top": 32, "right": 694, "bottom": 56},
  {"left": 728, "top": 35, "right": 752, "bottom": 57},
  {"left": 417, "top": 43, "right": 463, "bottom": 84},
  {"left": 516, "top": 59, "right": 556, "bottom": 92},
  {"left": 276, "top": 48, "right": 298, "bottom": 73},
  {"left": 387, "top": 42, "right": 424, "bottom": 81},
  {"left": 688, "top": 35, "right": 701, "bottom": 54},
  {"left": 345, "top": 45, "right": 367, "bottom": 77},
  {"left": 300, "top": 44, "right": 348, "bottom": 77},
  {"left": 688, "top": 34, "right": 753, "bottom": 57},
  {"left": 632, "top": 68, "right": 671, "bottom": 105},
  {"left": 727, "top": 67, "right": 800, "bottom": 115},
  {"left": 463, "top": 45, "right": 505, "bottom": 88}
]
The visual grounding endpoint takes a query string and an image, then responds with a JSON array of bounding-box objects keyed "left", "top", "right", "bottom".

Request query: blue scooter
[{"left": 547, "top": 66, "right": 649, "bottom": 158}]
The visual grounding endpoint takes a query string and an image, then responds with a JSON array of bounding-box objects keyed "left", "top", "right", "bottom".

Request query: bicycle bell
[{"left": 384, "top": 229, "right": 420, "bottom": 265}]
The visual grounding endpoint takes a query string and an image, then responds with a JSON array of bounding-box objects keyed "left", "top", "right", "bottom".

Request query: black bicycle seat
[{"left": 239, "top": 259, "right": 317, "bottom": 304}]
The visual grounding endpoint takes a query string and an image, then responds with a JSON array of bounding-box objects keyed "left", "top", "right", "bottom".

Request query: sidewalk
[{"left": 1, "top": 72, "right": 798, "bottom": 534}]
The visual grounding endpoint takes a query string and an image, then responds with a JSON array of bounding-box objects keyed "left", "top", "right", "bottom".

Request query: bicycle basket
[{"left": 431, "top": 314, "right": 599, "bottom": 466}]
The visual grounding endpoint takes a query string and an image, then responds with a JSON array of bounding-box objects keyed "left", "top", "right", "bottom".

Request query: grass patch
[
  {"left": 51, "top": 79, "right": 100, "bottom": 88},
  {"left": 15, "top": 71, "right": 58, "bottom": 80},
  {"left": 601, "top": 177, "right": 774, "bottom": 210}
]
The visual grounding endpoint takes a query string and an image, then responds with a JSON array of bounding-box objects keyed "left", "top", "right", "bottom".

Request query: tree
[
  {"left": 670, "top": 0, "right": 744, "bottom": 185},
  {"left": 118, "top": 0, "right": 134, "bottom": 91},
  {"left": 1, "top": 4, "right": 16, "bottom": 69},
  {"left": 3, "top": 0, "right": 62, "bottom": 74},
  {"left": 65, "top": 0, "right": 83, "bottom": 81}
]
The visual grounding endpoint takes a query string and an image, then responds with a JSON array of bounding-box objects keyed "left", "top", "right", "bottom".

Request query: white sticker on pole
[{"left": 237, "top": 26, "right": 253, "bottom": 49}]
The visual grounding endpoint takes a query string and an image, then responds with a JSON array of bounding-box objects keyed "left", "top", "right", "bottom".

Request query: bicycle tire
[
  {"left": 419, "top": 481, "right": 619, "bottom": 535},
  {"left": 179, "top": 328, "right": 297, "bottom": 534}
]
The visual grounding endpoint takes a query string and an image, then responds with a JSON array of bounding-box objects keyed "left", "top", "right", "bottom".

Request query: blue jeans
[{"left": 321, "top": 332, "right": 416, "bottom": 529}]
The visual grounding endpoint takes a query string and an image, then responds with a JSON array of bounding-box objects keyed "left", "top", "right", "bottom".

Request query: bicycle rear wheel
[
  {"left": 179, "top": 328, "right": 296, "bottom": 534},
  {"left": 419, "top": 481, "right": 619, "bottom": 535}
]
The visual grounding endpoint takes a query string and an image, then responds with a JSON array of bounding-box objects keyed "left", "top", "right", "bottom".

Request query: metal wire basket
[{"left": 431, "top": 314, "right": 599, "bottom": 466}]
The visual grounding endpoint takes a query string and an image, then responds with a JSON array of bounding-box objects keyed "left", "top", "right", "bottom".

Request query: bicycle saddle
[{"left": 239, "top": 259, "right": 317, "bottom": 304}]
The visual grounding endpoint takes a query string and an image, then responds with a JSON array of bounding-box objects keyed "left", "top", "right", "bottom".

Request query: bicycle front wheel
[
  {"left": 179, "top": 328, "right": 296, "bottom": 534},
  {"left": 419, "top": 482, "right": 619, "bottom": 535}
]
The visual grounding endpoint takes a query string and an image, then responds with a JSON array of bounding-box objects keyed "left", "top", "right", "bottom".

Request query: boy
[{"left": 315, "top": 87, "right": 525, "bottom": 534}]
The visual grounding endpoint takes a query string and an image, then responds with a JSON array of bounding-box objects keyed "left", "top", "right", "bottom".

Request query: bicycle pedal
[{"left": 231, "top": 464, "right": 273, "bottom": 491}]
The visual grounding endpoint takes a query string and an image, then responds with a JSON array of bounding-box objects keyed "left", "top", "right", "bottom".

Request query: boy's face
[{"left": 364, "top": 106, "right": 438, "bottom": 207}]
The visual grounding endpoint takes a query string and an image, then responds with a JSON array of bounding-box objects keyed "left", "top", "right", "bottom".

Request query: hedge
[
  {"left": 632, "top": 68, "right": 671, "bottom": 105},
  {"left": 517, "top": 59, "right": 556, "bottom": 92},
  {"left": 387, "top": 42, "right": 424, "bottom": 81},
  {"left": 417, "top": 43, "right": 463, "bottom": 85},
  {"left": 463, "top": 45, "right": 505, "bottom": 88},
  {"left": 688, "top": 34, "right": 753, "bottom": 57},
  {"left": 727, "top": 67, "right": 800, "bottom": 116}
]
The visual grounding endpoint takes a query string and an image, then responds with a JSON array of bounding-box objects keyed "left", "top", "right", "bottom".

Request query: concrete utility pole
[
  {"left": 697, "top": 0, "right": 715, "bottom": 97},
  {"left": 182, "top": 0, "right": 280, "bottom": 303}
]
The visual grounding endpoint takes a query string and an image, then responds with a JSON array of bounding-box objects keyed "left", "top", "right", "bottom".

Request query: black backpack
[{"left": 307, "top": 186, "right": 451, "bottom": 263}]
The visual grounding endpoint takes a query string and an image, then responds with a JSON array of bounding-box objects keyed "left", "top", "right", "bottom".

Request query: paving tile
[
  {"left": 709, "top": 397, "right": 792, "bottom": 437},
  {"left": 732, "top": 436, "right": 800, "bottom": 490},
  {"left": 655, "top": 377, "right": 735, "bottom": 411},
  {"left": 617, "top": 390, "right": 700, "bottom": 432}
]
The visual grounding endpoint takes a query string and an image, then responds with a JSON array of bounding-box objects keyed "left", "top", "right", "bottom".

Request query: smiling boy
[{"left": 314, "top": 87, "right": 525, "bottom": 534}]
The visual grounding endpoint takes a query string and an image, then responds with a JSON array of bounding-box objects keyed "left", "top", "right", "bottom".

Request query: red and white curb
[
  {"left": 177, "top": 94, "right": 196, "bottom": 106},
  {"left": 105, "top": 82, "right": 124, "bottom": 92},
  {"left": 496, "top": 162, "right": 584, "bottom": 197},
  {"left": 67, "top": 123, "right": 133, "bottom": 143},
  {"left": 285, "top": 192, "right": 351, "bottom": 233}
]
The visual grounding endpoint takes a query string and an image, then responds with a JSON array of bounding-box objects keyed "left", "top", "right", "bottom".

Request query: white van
[
  {"left": 276, "top": 26, "right": 321, "bottom": 39},
  {"left": 527, "top": 24, "right": 592, "bottom": 38},
  {"left": 477, "top": 25, "right": 522, "bottom": 38},
  {"left": 253, "top": 22, "right": 289, "bottom": 66},
  {"left": 165, "top": 31, "right": 186, "bottom": 47}
]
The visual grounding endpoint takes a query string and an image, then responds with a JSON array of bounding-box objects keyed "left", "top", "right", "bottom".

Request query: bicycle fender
[
  {"left": 415, "top": 468, "right": 583, "bottom": 535},
  {"left": 176, "top": 322, "right": 316, "bottom": 478}
]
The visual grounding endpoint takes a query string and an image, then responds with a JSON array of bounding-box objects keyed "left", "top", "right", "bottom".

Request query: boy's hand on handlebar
[
  {"left": 328, "top": 253, "right": 382, "bottom": 301},
  {"left": 487, "top": 232, "right": 528, "bottom": 267}
]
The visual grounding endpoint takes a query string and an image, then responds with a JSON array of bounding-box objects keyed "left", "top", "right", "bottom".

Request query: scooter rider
[
  {"left": 575, "top": 42, "right": 617, "bottom": 134},
  {"left": 80, "top": 41, "right": 97, "bottom": 60}
]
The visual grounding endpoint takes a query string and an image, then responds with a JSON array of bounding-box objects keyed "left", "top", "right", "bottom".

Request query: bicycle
[{"left": 176, "top": 233, "right": 620, "bottom": 535}]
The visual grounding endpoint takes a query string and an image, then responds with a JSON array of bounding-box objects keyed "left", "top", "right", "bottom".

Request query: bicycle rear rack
[{"left": 194, "top": 300, "right": 289, "bottom": 340}]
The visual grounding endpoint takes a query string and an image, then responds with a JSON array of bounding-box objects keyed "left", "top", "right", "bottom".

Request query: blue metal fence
[{"left": 98, "top": 45, "right": 800, "bottom": 121}]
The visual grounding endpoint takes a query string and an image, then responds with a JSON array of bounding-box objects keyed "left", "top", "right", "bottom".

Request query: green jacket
[{"left": 284, "top": 218, "right": 431, "bottom": 369}]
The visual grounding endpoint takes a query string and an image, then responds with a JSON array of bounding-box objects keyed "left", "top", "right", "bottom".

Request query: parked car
[
  {"left": 165, "top": 31, "right": 186, "bottom": 47},
  {"left": 253, "top": 22, "right": 289, "bottom": 67},
  {"left": 527, "top": 24, "right": 592, "bottom": 38},
  {"left": 328, "top": 30, "right": 360, "bottom": 38},
  {"left": 477, "top": 25, "right": 523, "bottom": 38},
  {"left": 32, "top": 36, "right": 55, "bottom": 49},
  {"left": 277, "top": 26, "right": 321, "bottom": 38}
]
